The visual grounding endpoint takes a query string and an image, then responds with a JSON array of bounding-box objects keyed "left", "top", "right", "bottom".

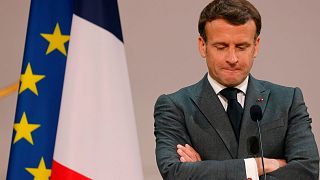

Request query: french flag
[{"left": 51, "top": 0, "right": 143, "bottom": 179}]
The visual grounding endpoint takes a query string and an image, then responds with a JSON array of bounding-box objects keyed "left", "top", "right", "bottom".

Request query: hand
[
  {"left": 255, "top": 157, "right": 287, "bottom": 176},
  {"left": 177, "top": 144, "right": 202, "bottom": 162}
]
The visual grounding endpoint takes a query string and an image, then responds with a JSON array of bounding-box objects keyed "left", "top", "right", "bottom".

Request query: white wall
[{"left": 1, "top": 1, "right": 319, "bottom": 179}]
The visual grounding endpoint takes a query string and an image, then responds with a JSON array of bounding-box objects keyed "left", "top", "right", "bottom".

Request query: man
[{"left": 154, "top": 0, "right": 319, "bottom": 179}]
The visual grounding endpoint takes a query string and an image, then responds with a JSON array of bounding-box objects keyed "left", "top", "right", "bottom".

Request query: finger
[
  {"left": 177, "top": 144, "right": 184, "bottom": 149},
  {"left": 178, "top": 149, "right": 193, "bottom": 162},
  {"left": 184, "top": 145, "right": 198, "bottom": 161},
  {"left": 176, "top": 148, "right": 184, "bottom": 157},
  {"left": 277, "top": 159, "right": 287, "bottom": 167},
  {"left": 177, "top": 144, "right": 189, "bottom": 154},
  {"left": 185, "top": 144, "right": 201, "bottom": 161},
  {"left": 177, "top": 148, "right": 193, "bottom": 162},
  {"left": 254, "top": 158, "right": 263, "bottom": 176},
  {"left": 177, "top": 144, "right": 189, "bottom": 156},
  {"left": 177, "top": 144, "right": 200, "bottom": 162},
  {"left": 184, "top": 144, "right": 200, "bottom": 161},
  {"left": 180, "top": 156, "right": 186, "bottom": 162}
]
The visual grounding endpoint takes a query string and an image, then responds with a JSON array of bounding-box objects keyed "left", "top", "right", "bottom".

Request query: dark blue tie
[{"left": 220, "top": 87, "right": 243, "bottom": 142}]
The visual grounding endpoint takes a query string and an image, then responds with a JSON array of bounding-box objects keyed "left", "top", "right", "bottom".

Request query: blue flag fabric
[{"left": 7, "top": 0, "right": 73, "bottom": 179}]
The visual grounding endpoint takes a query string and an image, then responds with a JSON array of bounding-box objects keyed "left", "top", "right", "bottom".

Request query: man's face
[{"left": 198, "top": 19, "right": 260, "bottom": 87}]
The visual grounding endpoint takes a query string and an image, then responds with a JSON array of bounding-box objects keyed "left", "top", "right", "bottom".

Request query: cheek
[
  {"left": 240, "top": 54, "right": 254, "bottom": 66},
  {"left": 240, "top": 59, "right": 254, "bottom": 75},
  {"left": 206, "top": 52, "right": 225, "bottom": 67},
  {"left": 247, "top": 57, "right": 255, "bottom": 67},
  {"left": 206, "top": 57, "right": 222, "bottom": 71}
]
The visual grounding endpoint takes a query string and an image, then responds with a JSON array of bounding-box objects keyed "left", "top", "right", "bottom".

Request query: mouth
[{"left": 223, "top": 68, "right": 240, "bottom": 72}]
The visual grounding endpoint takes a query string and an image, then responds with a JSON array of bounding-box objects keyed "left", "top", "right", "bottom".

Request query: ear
[
  {"left": 253, "top": 37, "right": 260, "bottom": 58},
  {"left": 198, "top": 36, "right": 207, "bottom": 58}
]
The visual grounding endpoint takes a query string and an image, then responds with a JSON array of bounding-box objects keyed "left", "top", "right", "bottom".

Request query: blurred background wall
[{"left": 1, "top": 0, "right": 319, "bottom": 179}]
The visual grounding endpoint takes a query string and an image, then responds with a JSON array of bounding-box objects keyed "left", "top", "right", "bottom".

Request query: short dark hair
[{"left": 198, "top": 0, "right": 261, "bottom": 42}]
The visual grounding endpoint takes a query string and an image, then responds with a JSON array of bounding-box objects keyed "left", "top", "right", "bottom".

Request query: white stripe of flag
[{"left": 52, "top": 13, "right": 143, "bottom": 180}]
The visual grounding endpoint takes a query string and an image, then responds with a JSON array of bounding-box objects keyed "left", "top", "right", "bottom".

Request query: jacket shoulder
[
  {"left": 254, "top": 78, "right": 304, "bottom": 103},
  {"left": 163, "top": 77, "right": 204, "bottom": 100},
  {"left": 256, "top": 78, "right": 297, "bottom": 92},
  {"left": 155, "top": 76, "right": 206, "bottom": 108}
]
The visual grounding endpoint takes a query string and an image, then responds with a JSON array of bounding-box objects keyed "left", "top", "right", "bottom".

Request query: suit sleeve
[
  {"left": 154, "top": 94, "right": 247, "bottom": 180},
  {"left": 265, "top": 87, "right": 319, "bottom": 180}
]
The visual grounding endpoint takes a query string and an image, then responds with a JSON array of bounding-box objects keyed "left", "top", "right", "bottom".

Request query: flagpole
[{"left": 0, "top": 81, "right": 19, "bottom": 99}]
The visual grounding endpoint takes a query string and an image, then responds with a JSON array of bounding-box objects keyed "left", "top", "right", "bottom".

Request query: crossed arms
[
  {"left": 154, "top": 88, "right": 319, "bottom": 179},
  {"left": 177, "top": 143, "right": 286, "bottom": 177}
]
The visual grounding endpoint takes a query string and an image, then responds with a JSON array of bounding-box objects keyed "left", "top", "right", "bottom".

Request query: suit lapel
[
  {"left": 190, "top": 75, "right": 238, "bottom": 158},
  {"left": 237, "top": 75, "right": 270, "bottom": 158}
]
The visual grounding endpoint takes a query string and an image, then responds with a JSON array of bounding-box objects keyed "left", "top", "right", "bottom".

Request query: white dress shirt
[{"left": 207, "top": 74, "right": 259, "bottom": 180}]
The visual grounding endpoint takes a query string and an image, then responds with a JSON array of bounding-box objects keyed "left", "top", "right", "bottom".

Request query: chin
[{"left": 222, "top": 78, "right": 242, "bottom": 87}]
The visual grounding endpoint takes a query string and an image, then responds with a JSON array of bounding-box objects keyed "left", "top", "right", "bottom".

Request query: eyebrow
[
  {"left": 211, "top": 42, "right": 252, "bottom": 46},
  {"left": 236, "top": 42, "right": 251, "bottom": 46},
  {"left": 211, "top": 42, "right": 228, "bottom": 46}
]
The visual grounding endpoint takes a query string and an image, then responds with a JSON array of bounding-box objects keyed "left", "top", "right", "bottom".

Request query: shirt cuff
[{"left": 244, "top": 158, "right": 259, "bottom": 180}]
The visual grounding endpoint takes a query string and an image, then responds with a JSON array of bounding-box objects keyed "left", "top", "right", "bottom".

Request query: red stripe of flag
[{"left": 51, "top": 160, "right": 91, "bottom": 180}]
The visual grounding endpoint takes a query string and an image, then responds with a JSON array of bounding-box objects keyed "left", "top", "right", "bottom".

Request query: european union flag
[{"left": 7, "top": 0, "right": 73, "bottom": 179}]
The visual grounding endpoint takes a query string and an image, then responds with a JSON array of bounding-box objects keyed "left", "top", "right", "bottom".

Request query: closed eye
[
  {"left": 236, "top": 44, "right": 251, "bottom": 51},
  {"left": 214, "top": 45, "right": 227, "bottom": 50}
]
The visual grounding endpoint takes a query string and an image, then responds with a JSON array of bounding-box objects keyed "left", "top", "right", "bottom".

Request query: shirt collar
[{"left": 207, "top": 73, "right": 249, "bottom": 95}]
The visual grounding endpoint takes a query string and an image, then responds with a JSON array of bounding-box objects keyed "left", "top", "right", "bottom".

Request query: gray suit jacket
[{"left": 154, "top": 74, "right": 319, "bottom": 180}]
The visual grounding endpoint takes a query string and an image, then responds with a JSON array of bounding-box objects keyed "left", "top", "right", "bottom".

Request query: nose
[{"left": 226, "top": 49, "right": 238, "bottom": 64}]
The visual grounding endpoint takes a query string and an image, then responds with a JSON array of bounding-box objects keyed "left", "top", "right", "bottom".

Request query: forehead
[{"left": 205, "top": 19, "right": 257, "bottom": 42}]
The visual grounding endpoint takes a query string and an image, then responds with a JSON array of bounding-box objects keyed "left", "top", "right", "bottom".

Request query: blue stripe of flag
[
  {"left": 7, "top": 0, "right": 73, "bottom": 179},
  {"left": 74, "top": 0, "right": 123, "bottom": 42}
]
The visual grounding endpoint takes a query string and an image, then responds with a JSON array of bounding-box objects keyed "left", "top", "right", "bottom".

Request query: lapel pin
[{"left": 257, "top": 98, "right": 264, "bottom": 102}]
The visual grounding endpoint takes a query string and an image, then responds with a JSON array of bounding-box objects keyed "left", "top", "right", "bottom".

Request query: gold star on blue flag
[
  {"left": 41, "top": 23, "right": 70, "bottom": 56},
  {"left": 6, "top": 0, "right": 73, "bottom": 179},
  {"left": 25, "top": 157, "right": 51, "bottom": 180},
  {"left": 13, "top": 112, "right": 41, "bottom": 145}
]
